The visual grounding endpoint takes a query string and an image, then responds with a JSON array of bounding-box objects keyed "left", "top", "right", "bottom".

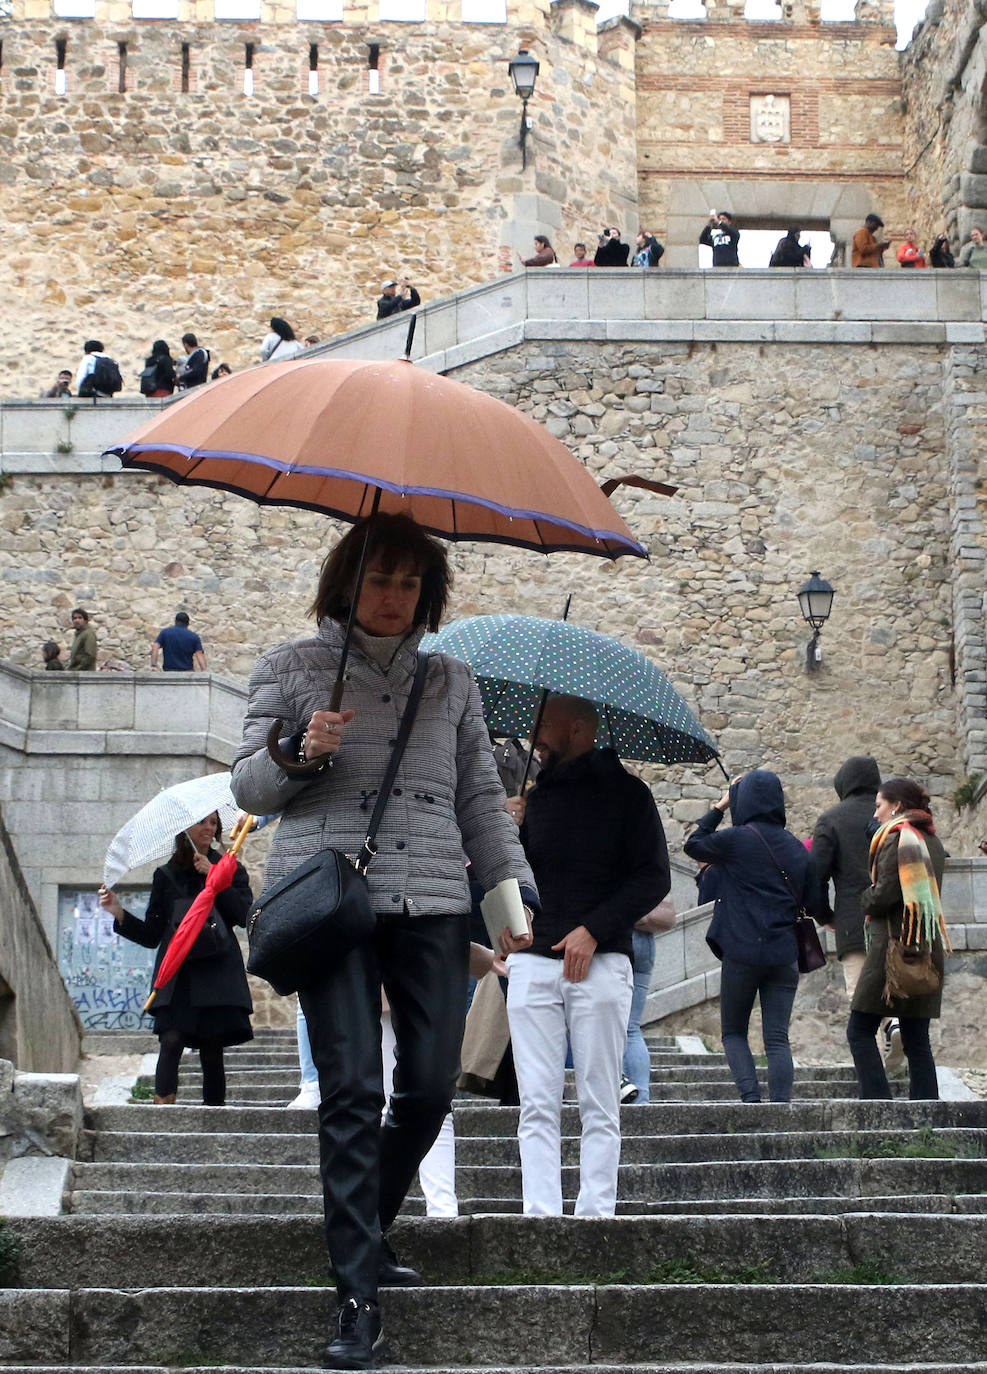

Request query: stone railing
[{"left": 2, "top": 269, "right": 985, "bottom": 470}]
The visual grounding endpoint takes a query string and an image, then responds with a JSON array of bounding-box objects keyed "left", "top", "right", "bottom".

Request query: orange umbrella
[
  {"left": 143, "top": 816, "right": 252, "bottom": 1012},
  {"left": 104, "top": 358, "right": 645, "bottom": 560}
]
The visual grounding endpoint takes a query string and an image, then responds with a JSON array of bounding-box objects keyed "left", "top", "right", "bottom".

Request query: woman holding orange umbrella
[{"left": 98, "top": 812, "right": 253, "bottom": 1104}]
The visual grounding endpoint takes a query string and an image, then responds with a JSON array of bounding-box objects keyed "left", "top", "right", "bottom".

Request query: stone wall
[
  {"left": 0, "top": 0, "right": 640, "bottom": 397},
  {"left": 900, "top": 0, "right": 987, "bottom": 253},
  {"left": 0, "top": 809, "right": 81, "bottom": 1073},
  {"left": 0, "top": 321, "right": 974, "bottom": 852},
  {"left": 631, "top": 0, "right": 906, "bottom": 264}
]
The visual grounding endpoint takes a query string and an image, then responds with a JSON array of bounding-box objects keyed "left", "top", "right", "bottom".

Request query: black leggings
[
  {"left": 846, "top": 1011, "right": 939, "bottom": 1100},
  {"left": 155, "top": 1028, "right": 227, "bottom": 1104}
]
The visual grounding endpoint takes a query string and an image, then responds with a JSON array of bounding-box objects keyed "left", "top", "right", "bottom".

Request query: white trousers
[
  {"left": 506, "top": 951, "right": 633, "bottom": 1217},
  {"left": 381, "top": 1010, "right": 458, "bottom": 1218}
]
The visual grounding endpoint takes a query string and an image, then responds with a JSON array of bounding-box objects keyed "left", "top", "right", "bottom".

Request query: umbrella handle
[
  {"left": 229, "top": 816, "right": 254, "bottom": 855},
  {"left": 143, "top": 989, "right": 157, "bottom": 1013},
  {"left": 266, "top": 720, "right": 328, "bottom": 777}
]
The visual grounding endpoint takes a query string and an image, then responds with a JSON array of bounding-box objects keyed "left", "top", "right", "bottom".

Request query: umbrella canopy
[
  {"left": 423, "top": 615, "right": 719, "bottom": 766},
  {"left": 104, "top": 358, "right": 646, "bottom": 560},
  {"left": 103, "top": 772, "right": 239, "bottom": 888}
]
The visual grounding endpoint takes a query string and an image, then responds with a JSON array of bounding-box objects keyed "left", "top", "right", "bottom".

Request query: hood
[
  {"left": 833, "top": 755, "right": 880, "bottom": 800},
  {"left": 729, "top": 769, "right": 786, "bottom": 827}
]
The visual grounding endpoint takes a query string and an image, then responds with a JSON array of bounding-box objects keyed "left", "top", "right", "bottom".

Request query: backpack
[
  {"left": 138, "top": 363, "right": 159, "bottom": 396},
  {"left": 80, "top": 354, "right": 123, "bottom": 397}
]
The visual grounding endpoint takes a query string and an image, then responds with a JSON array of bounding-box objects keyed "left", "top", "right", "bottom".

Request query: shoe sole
[
  {"left": 378, "top": 1269, "right": 423, "bottom": 1287},
  {"left": 885, "top": 1029, "right": 905, "bottom": 1071}
]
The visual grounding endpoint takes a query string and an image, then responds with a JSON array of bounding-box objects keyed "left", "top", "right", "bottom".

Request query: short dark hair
[
  {"left": 310, "top": 513, "right": 450, "bottom": 632},
  {"left": 57, "top": 369, "right": 72, "bottom": 379},
  {"left": 865, "top": 214, "right": 884, "bottom": 228},
  {"left": 718, "top": 212, "right": 733, "bottom": 222},
  {"left": 71, "top": 607, "right": 89, "bottom": 621},
  {"left": 83, "top": 340, "right": 103, "bottom": 354},
  {"left": 175, "top": 611, "right": 190, "bottom": 625},
  {"left": 878, "top": 776, "right": 931, "bottom": 815},
  {"left": 574, "top": 243, "right": 586, "bottom": 253},
  {"left": 182, "top": 332, "right": 198, "bottom": 348},
  {"left": 42, "top": 640, "right": 61, "bottom": 660}
]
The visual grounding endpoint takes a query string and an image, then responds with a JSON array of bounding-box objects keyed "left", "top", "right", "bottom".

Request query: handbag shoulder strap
[
  {"left": 745, "top": 823, "right": 801, "bottom": 910},
  {"left": 356, "top": 650, "right": 429, "bottom": 873}
]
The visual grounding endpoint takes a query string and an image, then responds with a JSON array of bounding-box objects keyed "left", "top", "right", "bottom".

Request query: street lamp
[
  {"left": 797, "top": 571, "right": 835, "bottom": 672},
  {"left": 508, "top": 49, "right": 539, "bottom": 170}
]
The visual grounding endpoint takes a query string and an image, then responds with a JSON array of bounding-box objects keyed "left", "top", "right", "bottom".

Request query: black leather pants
[{"left": 299, "top": 911, "right": 469, "bottom": 1301}]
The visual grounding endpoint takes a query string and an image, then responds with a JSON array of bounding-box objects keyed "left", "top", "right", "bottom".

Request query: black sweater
[{"left": 517, "top": 747, "right": 670, "bottom": 960}]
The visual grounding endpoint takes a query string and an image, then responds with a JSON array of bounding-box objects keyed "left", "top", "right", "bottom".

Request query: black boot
[
  {"left": 323, "top": 1298, "right": 384, "bottom": 1371},
  {"left": 378, "top": 1235, "right": 423, "bottom": 1287}
]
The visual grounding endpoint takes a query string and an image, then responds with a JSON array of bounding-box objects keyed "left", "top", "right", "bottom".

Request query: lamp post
[
  {"left": 797, "top": 571, "right": 835, "bottom": 672},
  {"left": 508, "top": 49, "right": 539, "bottom": 170}
]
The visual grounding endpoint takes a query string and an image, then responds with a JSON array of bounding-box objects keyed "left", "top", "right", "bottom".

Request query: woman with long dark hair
[
  {"left": 141, "top": 339, "right": 177, "bottom": 397},
  {"left": 231, "top": 512, "right": 535, "bottom": 1370},
  {"left": 848, "top": 776, "right": 947, "bottom": 1100},
  {"left": 98, "top": 812, "right": 253, "bottom": 1104},
  {"left": 259, "top": 316, "right": 303, "bottom": 361}
]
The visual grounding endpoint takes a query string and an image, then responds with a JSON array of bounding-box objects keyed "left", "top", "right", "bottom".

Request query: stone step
[
  {"left": 4, "top": 1366, "right": 987, "bottom": 1374},
  {"left": 2, "top": 1283, "right": 986, "bottom": 1366},
  {"left": 10, "top": 1213, "right": 987, "bottom": 1290},
  {"left": 144, "top": 1079, "right": 866, "bottom": 1105},
  {"left": 67, "top": 1155, "right": 987, "bottom": 1212},
  {"left": 84, "top": 1098, "right": 987, "bottom": 1139},
  {"left": 74, "top": 1126, "right": 987, "bottom": 1170}
]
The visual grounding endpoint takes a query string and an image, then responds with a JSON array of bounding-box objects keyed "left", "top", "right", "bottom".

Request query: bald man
[{"left": 502, "top": 693, "right": 670, "bottom": 1216}]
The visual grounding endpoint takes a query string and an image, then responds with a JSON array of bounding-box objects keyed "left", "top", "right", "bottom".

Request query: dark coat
[
  {"left": 517, "top": 746, "right": 670, "bottom": 961},
  {"left": 811, "top": 755, "right": 881, "bottom": 957},
  {"left": 116, "top": 852, "right": 253, "bottom": 1011},
  {"left": 144, "top": 352, "right": 177, "bottom": 393},
  {"left": 684, "top": 770, "right": 825, "bottom": 967},
  {"left": 594, "top": 237, "right": 630, "bottom": 267},
  {"left": 851, "top": 823, "right": 946, "bottom": 1019},
  {"left": 376, "top": 287, "right": 421, "bottom": 319}
]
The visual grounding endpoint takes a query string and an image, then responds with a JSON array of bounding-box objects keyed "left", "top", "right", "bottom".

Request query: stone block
[
  {"left": 28, "top": 679, "right": 80, "bottom": 730},
  {"left": 692, "top": 321, "right": 775, "bottom": 342},
  {"left": 456, "top": 283, "right": 524, "bottom": 342},
  {"left": 945, "top": 322, "right": 986, "bottom": 343},
  {"left": 794, "top": 271, "right": 938, "bottom": 322},
  {"left": 704, "top": 271, "right": 797, "bottom": 321},
  {"left": 966, "top": 924, "right": 987, "bottom": 948},
  {"left": 871, "top": 322, "right": 945, "bottom": 344},
  {"left": 683, "top": 916, "right": 717, "bottom": 980},
  {"left": 587, "top": 270, "right": 646, "bottom": 319},
  {"left": 25, "top": 729, "right": 107, "bottom": 756},
  {"left": 0, "top": 668, "right": 32, "bottom": 730},
  {"left": 643, "top": 970, "right": 710, "bottom": 1021},
  {"left": 643, "top": 270, "right": 705, "bottom": 321},
  {"left": 77, "top": 678, "right": 136, "bottom": 731},
  {"left": 103, "top": 730, "right": 210, "bottom": 756},
  {"left": 527, "top": 319, "right": 607, "bottom": 340},
  {"left": 936, "top": 271, "right": 983, "bottom": 321},
  {"left": 133, "top": 681, "right": 210, "bottom": 733},
  {"left": 0, "top": 1290, "right": 70, "bottom": 1362},
  {"left": 524, "top": 270, "right": 590, "bottom": 320},
  {"left": 960, "top": 173, "right": 987, "bottom": 208},
  {"left": 651, "top": 925, "right": 686, "bottom": 988},
  {"left": 605, "top": 320, "right": 695, "bottom": 341},
  {"left": 443, "top": 324, "right": 524, "bottom": 371},
  {"left": 419, "top": 301, "right": 458, "bottom": 356},
  {"left": 0, "top": 1156, "right": 71, "bottom": 1217}
]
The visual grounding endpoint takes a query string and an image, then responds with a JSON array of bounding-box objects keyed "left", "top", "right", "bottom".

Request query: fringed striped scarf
[{"left": 868, "top": 812, "right": 951, "bottom": 952}]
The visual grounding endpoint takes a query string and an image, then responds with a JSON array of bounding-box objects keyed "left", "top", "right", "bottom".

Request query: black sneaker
[
  {"left": 379, "top": 1235, "right": 423, "bottom": 1287},
  {"left": 619, "top": 1074, "right": 639, "bottom": 1104},
  {"left": 323, "top": 1298, "right": 385, "bottom": 1371}
]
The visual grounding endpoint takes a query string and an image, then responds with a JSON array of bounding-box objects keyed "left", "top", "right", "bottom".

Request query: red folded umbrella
[{"left": 144, "top": 819, "right": 252, "bottom": 1011}]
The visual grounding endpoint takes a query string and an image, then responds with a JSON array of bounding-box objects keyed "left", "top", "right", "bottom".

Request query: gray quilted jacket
[{"left": 230, "top": 619, "right": 536, "bottom": 915}]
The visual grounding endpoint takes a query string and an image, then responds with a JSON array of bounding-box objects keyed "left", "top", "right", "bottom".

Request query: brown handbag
[{"left": 883, "top": 938, "right": 941, "bottom": 1001}]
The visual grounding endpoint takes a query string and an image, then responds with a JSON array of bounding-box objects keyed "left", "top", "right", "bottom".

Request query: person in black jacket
[
  {"left": 176, "top": 332, "right": 210, "bottom": 389},
  {"left": 98, "top": 812, "right": 253, "bottom": 1104},
  {"left": 503, "top": 694, "right": 670, "bottom": 1216},
  {"left": 699, "top": 211, "right": 741, "bottom": 267},
  {"left": 684, "top": 770, "right": 824, "bottom": 1103},
  {"left": 140, "top": 339, "right": 177, "bottom": 398},
  {"left": 769, "top": 227, "right": 811, "bottom": 267},
  {"left": 812, "top": 756, "right": 881, "bottom": 997},
  {"left": 376, "top": 280, "right": 421, "bottom": 319},
  {"left": 594, "top": 227, "right": 630, "bottom": 267}
]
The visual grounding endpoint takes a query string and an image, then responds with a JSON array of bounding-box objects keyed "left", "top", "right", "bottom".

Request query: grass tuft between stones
[
  {"left": 129, "top": 1079, "right": 155, "bottom": 1103},
  {"left": 814, "top": 1125, "right": 984, "bottom": 1160},
  {"left": 0, "top": 1219, "right": 21, "bottom": 1287}
]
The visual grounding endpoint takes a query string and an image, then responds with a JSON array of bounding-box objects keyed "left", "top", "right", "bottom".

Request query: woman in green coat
[{"left": 847, "top": 777, "right": 947, "bottom": 1100}]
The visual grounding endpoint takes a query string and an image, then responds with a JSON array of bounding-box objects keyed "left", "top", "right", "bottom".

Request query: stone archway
[{"left": 658, "top": 177, "right": 881, "bottom": 267}]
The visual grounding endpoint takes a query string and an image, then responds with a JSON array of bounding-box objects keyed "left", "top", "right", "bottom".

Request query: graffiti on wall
[{"left": 57, "top": 888, "right": 155, "bottom": 1030}]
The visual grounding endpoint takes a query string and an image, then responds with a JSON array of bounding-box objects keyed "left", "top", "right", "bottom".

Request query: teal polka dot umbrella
[{"left": 423, "top": 615, "right": 720, "bottom": 766}]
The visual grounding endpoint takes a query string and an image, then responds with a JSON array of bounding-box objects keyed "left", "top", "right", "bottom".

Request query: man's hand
[
  {"left": 498, "top": 905, "right": 534, "bottom": 957},
  {"left": 551, "top": 925, "right": 597, "bottom": 983}
]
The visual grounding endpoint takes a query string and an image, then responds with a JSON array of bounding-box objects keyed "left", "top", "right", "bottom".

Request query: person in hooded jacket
[
  {"left": 811, "top": 756, "right": 881, "bottom": 997},
  {"left": 684, "top": 770, "right": 824, "bottom": 1103}
]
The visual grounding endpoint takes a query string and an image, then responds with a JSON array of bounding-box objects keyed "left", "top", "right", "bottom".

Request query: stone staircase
[{"left": 2, "top": 1028, "right": 987, "bottom": 1372}]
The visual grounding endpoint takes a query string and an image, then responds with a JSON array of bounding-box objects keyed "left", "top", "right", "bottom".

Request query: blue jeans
[
  {"left": 622, "top": 930, "right": 655, "bottom": 1102},
  {"left": 297, "top": 998, "right": 318, "bottom": 1089},
  {"left": 846, "top": 1011, "right": 939, "bottom": 1100},
  {"left": 719, "top": 956, "right": 799, "bottom": 1102}
]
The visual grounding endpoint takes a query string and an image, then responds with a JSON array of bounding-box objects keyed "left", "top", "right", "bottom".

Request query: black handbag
[
  {"left": 246, "top": 652, "right": 428, "bottom": 997},
  {"left": 746, "top": 823, "right": 826, "bottom": 974},
  {"left": 162, "top": 876, "right": 231, "bottom": 963}
]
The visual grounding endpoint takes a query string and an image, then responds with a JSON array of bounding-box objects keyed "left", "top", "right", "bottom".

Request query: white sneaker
[
  {"left": 286, "top": 1084, "right": 320, "bottom": 1110},
  {"left": 884, "top": 1020, "right": 904, "bottom": 1071}
]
